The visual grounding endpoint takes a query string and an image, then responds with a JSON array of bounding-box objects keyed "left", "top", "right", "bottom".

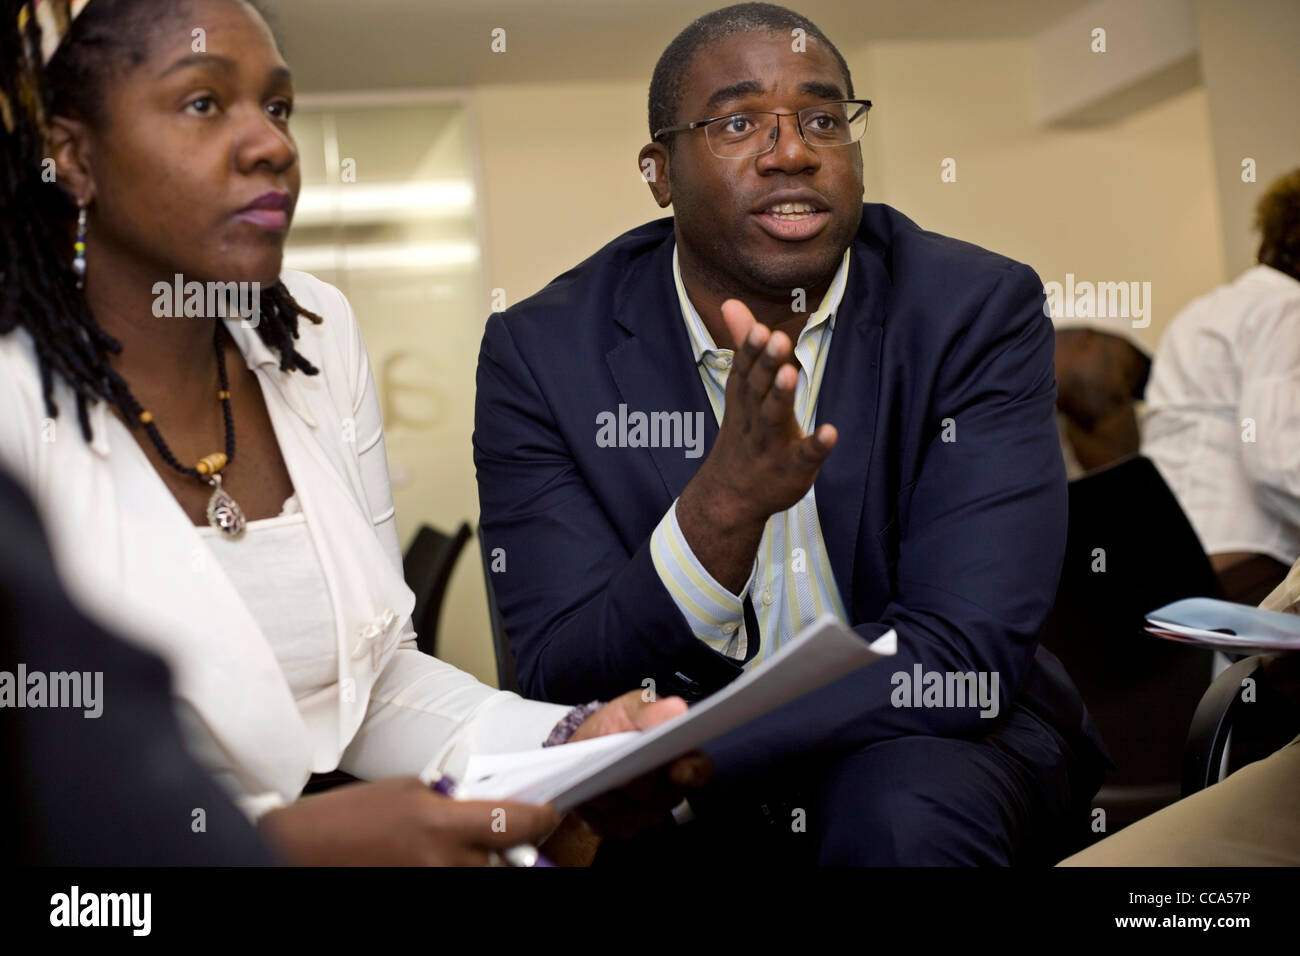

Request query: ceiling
[{"left": 266, "top": 0, "right": 1092, "bottom": 92}]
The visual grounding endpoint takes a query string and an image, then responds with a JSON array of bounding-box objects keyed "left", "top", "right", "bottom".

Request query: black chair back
[
  {"left": 1040, "top": 455, "right": 1220, "bottom": 828},
  {"left": 402, "top": 522, "right": 472, "bottom": 659}
]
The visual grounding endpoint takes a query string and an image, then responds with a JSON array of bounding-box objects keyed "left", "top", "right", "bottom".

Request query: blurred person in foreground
[{"left": 1, "top": 464, "right": 273, "bottom": 865}]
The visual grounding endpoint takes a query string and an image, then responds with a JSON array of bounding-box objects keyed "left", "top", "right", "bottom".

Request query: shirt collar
[
  {"left": 672, "top": 244, "right": 851, "bottom": 365},
  {"left": 221, "top": 317, "right": 320, "bottom": 429}
]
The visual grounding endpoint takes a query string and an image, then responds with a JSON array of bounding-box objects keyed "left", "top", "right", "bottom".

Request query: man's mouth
[
  {"left": 753, "top": 201, "right": 830, "bottom": 241},
  {"left": 764, "top": 201, "right": 820, "bottom": 220}
]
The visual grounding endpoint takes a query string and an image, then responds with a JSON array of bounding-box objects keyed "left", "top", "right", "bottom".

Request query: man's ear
[
  {"left": 46, "top": 115, "right": 96, "bottom": 206},
  {"left": 638, "top": 142, "right": 672, "bottom": 208}
]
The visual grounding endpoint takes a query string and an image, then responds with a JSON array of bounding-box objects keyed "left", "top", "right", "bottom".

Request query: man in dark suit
[{"left": 474, "top": 2, "right": 1108, "bottom": 864}]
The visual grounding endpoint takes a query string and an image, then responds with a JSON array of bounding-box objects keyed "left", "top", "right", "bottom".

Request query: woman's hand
[
  {"left": 565, "top": 689, "right": 713, "bottom": 841},
  {"left": 258, "top": 776, "right": 558, "bottom": 866}
]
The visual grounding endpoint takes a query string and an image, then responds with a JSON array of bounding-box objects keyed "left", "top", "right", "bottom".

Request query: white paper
[
  {"left": 1146, "top": 596, "right": 1300, "bottom": 651},
  {"left": 458, "top": 615, "right": 895, "bottom": 813}
]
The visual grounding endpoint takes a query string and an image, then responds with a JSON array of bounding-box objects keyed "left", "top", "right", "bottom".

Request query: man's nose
[{"left": 757, "top": 113, "right": 820, "bottom": 173}]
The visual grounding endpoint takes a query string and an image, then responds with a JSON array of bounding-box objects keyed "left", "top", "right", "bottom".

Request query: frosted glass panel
[{"left": 285, "top": 100, "right": 484, "bottom": 561}]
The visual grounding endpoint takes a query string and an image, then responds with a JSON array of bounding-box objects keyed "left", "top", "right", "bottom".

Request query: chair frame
[{"left": 1182, "top": 654, "right": 1268, "bottom": 797}]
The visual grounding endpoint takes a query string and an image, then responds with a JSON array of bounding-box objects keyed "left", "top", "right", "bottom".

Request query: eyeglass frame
[{"left": 652, "top": 99, "right": 873, "bottom": 157}]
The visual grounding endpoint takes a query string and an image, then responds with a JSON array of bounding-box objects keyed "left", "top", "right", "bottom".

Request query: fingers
[
  {"left": 721, "top": 300, "right": 797, "bottom": 417},
  {"left": 758, "top": 362, "right": 798, "bottom": 426},
  {"left": 446, "top": 847, "right": 492, "bottom": 867},
  {"left": 794, "top": 423, "right": 838, "bottom": 467},
  {"left": 567, "top": 696, "right": 629, "bottom": 741},
  {"left": 668, "top": 752, "right": 714, "bottom": 789},
  {"left": 731, "top": 316, "right": 769, "bottom": 383},
  {"left": 744, "top": 329, "right": 793, "bottom": 404},
  {"left": 631, "top": 694, "right": 687, "bottom": 731},
  {"left": 436, "top": 799, "right": 559, "bottom": 849},
  {"left": 585, "top": 690, "right": 686, "bottom": 739},
  {"left": 577, "top": 772, "right": 683, "bottom": 839},
  {"left": 719, "top": 298, "right": 758, "bottom": 352}
]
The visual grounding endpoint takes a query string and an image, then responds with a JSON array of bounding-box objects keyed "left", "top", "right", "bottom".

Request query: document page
[{"left": 456, "top": 615, "right": 896, "bottom": 813}]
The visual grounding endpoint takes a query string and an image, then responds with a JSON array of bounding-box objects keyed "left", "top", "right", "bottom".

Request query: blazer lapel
[
  {"left": 247, "top": 354, "right": 416, "bottom": 757},
  {"left": 604, "top": 236, "right": 718, "bottom": 503},
  {"left": 86, "top": 414, "right": 314, "bottom": 799},
  {"left": 601, "top": 229, "right": 889, "bottom": 623},
  {"left": 814, "top": 241, "right": 889, "bottom": 620}
]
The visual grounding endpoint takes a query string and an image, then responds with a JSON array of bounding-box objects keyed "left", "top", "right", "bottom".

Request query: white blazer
[{"left": 0, "top": 270, "right": 569, "bottom": 818}]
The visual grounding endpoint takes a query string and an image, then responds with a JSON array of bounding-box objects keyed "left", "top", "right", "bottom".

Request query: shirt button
[
  {"left": 722, "top": 622, "right": 738, "bottom": 635},
  {"left": 762, "top": 590, "right": 773, "bottom": 606}
]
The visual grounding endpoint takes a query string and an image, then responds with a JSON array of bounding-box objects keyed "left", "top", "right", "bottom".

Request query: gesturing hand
[{"left": 676, "top": 298, "right": 838, "bottom": 591}]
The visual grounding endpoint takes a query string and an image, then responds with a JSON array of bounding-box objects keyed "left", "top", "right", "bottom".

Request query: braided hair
[{"left": 0, "top": 0, "right": 321, "bottom": 444}]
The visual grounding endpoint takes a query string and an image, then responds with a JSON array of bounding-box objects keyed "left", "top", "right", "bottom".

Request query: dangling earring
[{"left": 72, "top": 202, "right": 88, "bottom": 290}]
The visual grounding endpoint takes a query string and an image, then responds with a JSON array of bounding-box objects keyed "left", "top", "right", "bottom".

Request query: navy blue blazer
[{"left": 474, "top": 203, "right": 1107, "bottom": 784}]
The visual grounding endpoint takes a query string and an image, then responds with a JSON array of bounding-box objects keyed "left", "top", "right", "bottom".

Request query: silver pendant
[{"left": 205, "top": 474, "right": 246, "bottom": 538}]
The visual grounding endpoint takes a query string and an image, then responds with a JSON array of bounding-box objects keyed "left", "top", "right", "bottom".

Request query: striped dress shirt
[{"left": 649, "top": 245, "right": 851, "bottom": 668}]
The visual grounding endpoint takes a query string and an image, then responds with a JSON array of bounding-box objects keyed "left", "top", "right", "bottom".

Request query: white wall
[
  {"left": 858, "top": 38, "right": 1224, "bottom": 353},
  {"left": 1194, "top": 0, "right": 1300, "bottom": 277}
]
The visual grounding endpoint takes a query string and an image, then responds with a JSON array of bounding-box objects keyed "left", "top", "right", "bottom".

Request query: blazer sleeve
[
  {"left": 329, "top": 281, "right": 404, "bottom": 572},
  {"left": 330, "top": 292, "right": 570, "bottom": 781},
  {"left": 702, "top": 262, "right": 1070, "bottom": 785},
  {"left": 339, "top": 648, "right": 570, "bottom": 782},
  {"left": 474, "top": 312, "right": 746, "bottom": 703}
]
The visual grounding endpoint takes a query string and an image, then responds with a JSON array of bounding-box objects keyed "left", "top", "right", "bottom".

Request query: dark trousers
[{"left": 595, "top": 702, "right": 1097, "bottom": 866}]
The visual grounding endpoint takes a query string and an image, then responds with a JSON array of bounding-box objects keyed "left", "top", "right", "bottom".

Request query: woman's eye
[
  {"left": 267, "top": 100, "right": 293, "bottom": 121},
  {"left": 725, "top": 116, "right": 752, "bottom": 133},
  {"left": 185, "top": 97, "right": 215, "bottom": 116}
]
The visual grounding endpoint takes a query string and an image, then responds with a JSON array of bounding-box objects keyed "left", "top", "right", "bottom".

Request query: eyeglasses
[{"left": 654, "top": 99, "right": 872, "bottom": 159}]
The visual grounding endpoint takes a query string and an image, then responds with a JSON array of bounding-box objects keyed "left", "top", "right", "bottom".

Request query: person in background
[
  {"left": 1053, "top": 324, "right": 1151, "bottom": 479},
  {"left": 1142, "top": 168, "right": 1300, "bottom": 605},
  {"left": 0, "top": 0, "right": 705, "bottom": 865}
]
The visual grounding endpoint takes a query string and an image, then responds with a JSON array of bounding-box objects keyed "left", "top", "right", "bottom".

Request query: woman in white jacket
[{"left": 0, "top": 0, "right": 704, "bottom": 864}]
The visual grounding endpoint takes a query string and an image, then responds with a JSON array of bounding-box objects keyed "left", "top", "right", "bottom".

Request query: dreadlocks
[{"left": 0, "top": 0, "right": 321, "bottom": 444}]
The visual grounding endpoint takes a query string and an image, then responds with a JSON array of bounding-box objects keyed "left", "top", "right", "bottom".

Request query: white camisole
[{"left": 195, "top": 493, "right": 339, "bottom": 705}]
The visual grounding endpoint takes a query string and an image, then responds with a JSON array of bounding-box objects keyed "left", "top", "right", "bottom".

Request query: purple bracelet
[{"left": 543, "top": 700, "right": 604, "bottom": 747}]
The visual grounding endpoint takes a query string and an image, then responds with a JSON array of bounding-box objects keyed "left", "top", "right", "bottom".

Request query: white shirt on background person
[{"left": 1142, "top": 264, "right": 1300, "bottom": 567}]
